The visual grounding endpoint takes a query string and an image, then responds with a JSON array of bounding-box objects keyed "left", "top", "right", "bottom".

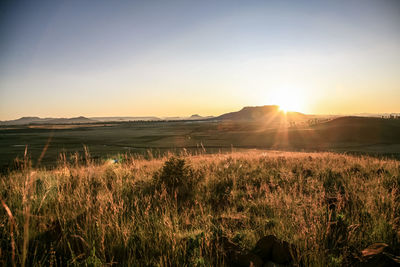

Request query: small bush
[{"left": 153, "top": 157, "right": 203, "bottom": 205}]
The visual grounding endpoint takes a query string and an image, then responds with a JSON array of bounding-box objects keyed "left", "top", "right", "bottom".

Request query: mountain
[
  {"left": 189, "top": 114, "right": 203, "bottom": 119},
  {"left": 0, "top": 114, "right": 214, "bottom": 125},
  {"left": 0, "top": 116, "right": 96, "bottom": 125},
  {"left": 41, "top": 116, "right": 96, "bottom": 124},
  {"left": 161, "top": 115, "right": 214, "bottom": 121},
  {"left": 188, "top": 114, "right": 214, "bottom": 120},
  {"left": 90, "top": 116, "right": 161, "bottom": 122},
  {"left": 215, "top": 105, "right": 307, "bottom": 121},
  {"left": 0, "top": 116, "right": 50, "bottom": 125},
  {"left": 1, "top": 105, "right": 312, "bottom": 125}
]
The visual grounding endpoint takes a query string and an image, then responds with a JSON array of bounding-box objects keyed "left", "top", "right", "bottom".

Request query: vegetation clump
[{"left": 153, "top": 157, "right": 203, "bottom": 206}]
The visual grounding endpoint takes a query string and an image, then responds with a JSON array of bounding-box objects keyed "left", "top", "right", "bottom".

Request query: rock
[
  {"left": 253, "top": 235, "right": 275, "bottom": 260},
  {"left": 359, "top": 243, "right": 400, "bottom": 267},
  {"left": 362, "top": 243, "right": 392, "bottom": 257},
  {"left": 232, "top": 252, "right": 263, "bottom": 267},
  {"left": 263, "top": 261, "right": 288, "bottom": 267},
  {"left": 219, "top": 235, "right": 300, "bottom": 266},
  {"left": 253, "top": 235, "right": 295, "bottom": 264},
  {"left": 219, "top": 237, "right": 263, "bottom": 267},
  {"left": 271, "top": 241, "right": 293, "bottom": 264}
]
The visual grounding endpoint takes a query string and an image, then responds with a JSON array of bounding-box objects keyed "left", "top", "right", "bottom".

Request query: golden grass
[{"left": 0, "top": 150, "right": 399, "bottom": 266}]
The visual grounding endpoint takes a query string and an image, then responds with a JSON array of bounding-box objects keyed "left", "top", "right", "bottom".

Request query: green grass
[{"left": 1, "top": 151, "right": 399, "bottom": 266}]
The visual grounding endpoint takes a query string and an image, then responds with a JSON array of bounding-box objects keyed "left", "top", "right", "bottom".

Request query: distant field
[{"left": 1, "top": 117, "right": 400, "bottom": 170}]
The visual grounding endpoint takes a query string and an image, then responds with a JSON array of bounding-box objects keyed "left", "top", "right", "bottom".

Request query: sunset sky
[{"left": 1, "top": 0, "right": 399, "bottom": 120}]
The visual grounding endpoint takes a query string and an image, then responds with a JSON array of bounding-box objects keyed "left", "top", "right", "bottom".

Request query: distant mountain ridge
[
  {"left": 43, "top": 116, "right": 95, "bottom": 124},
  {"left": 4, "top": 105, "right": 397, "bottom": 126},
  {"left": 161, "top": 115, "right": 215, "bottom": 121},
  {"left": 215, "top": 105, "right": 307, "bottom": 121},
  {"left": 0, "top": 116, "right": 96, "bottom": 125},
  {"left": 0, "top": 114, "right": 214, "bottom": 125},
  {"left": 91, "top": 116, "right": 161, "bottom": 122}
]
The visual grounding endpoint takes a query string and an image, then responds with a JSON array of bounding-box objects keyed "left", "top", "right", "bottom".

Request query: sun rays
[{"left": 268, "top": 87, "right": 308, "bottom": 114}]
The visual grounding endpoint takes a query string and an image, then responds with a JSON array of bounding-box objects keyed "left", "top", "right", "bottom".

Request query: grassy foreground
[{"left": 1, "top": 151, "right": 399, "bottom": 266}]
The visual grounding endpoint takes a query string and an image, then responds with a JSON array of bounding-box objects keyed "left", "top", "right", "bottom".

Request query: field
[
  {"left": 0, "top": 150, "right": 399, "bottom": 266},
  {"left": 1, "top": 118, "right": 400, "bottom": 266},
  {"left": 1, "top": 117, "right": 400, "bottom": 171}
]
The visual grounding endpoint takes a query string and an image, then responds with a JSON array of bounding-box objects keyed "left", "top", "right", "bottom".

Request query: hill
[
  {"left": 90, "top": 116, "right": 161, "bottom": 122},
  {"left": 215, "top": 105, "right": 308, "bottom": 122},
  {"left": 188, "top": 114, "right": 214, "bottom": 120},
  {"left": 40, "top": 116, "right": 96, "bottom": 124},
  {"left": 0, "top": 116, "right": 49, "bottom": 125},
  {"left": 0, "top": 116, "right": 96, "bottom": 125},
  {"left": 311, "top": 116, "right": 400, "bottom": 143}
]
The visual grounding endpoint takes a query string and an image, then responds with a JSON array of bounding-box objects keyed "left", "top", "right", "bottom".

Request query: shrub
[{"left": 153, "top": 157, "right": 203, "bottom": 205}]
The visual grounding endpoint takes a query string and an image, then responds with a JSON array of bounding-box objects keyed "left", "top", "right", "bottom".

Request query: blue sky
[{"left": 1, "top": 0, "right": 399, "bottom": 119}]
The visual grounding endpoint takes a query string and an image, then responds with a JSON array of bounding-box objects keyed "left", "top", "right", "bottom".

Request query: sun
[
  {"left": 278, "top": 100, "right": 302, "bottom": 113},
  {"left": 270, "top": 88, "right": 307, "bottom": 113},
  {"left": 278, "top": 103, "right": 290, "bottom": 113}
]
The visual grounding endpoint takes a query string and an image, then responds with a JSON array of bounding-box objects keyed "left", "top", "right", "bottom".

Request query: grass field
[
  {"left": 1, "top": 150, "right": 399, "bottom": 266},
  {"left": 1, "top": 118, "right": 400, "bottom": 171}
]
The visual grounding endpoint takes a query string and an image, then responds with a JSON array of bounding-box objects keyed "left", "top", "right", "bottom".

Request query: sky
[{"left": 0, "top": 0, "right": 399, "bottom": 120}]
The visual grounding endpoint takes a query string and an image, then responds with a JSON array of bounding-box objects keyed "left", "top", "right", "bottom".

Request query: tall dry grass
[{"left": 0, "top": 150, "right": 399, "bottom": 266}]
